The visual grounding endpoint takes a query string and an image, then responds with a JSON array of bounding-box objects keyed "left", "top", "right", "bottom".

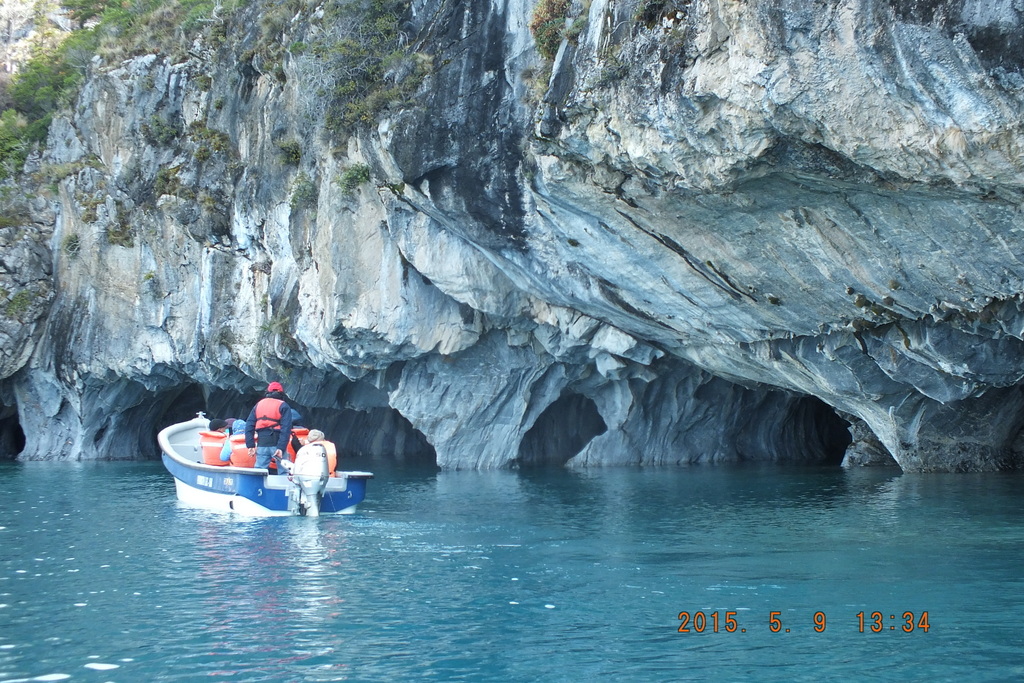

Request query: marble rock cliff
[{"left": 2, "top": 0, "right": 1024, "bottom": 471}]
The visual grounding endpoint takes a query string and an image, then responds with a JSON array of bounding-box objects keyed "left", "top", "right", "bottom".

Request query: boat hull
[{"left": 159, "top": 416, "right": 372, "bottom": 516}]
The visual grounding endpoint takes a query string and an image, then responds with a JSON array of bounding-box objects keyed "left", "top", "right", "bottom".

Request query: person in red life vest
[{"left": 243, "top": 381, "right": 295, "bottom": 472}]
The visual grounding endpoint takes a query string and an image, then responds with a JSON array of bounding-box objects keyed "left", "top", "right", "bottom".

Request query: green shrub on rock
[{"left": 339, "top": 163, "right": 370, "bottom": 193}]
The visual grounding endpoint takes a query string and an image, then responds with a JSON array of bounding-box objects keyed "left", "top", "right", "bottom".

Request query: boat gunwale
[{"left": 158, "top": 415, "right": 272, "bottom": 477}]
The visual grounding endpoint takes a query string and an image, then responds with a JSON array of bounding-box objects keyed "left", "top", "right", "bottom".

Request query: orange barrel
[
  {"left": 229, "top": 434, "right": 255, "bottom": 468},
  {"left": 199, "top": 431, "right": 229, "bottom": 466},
  {"left": 287, "top": 427, "right": 310, "bottom": 460}
]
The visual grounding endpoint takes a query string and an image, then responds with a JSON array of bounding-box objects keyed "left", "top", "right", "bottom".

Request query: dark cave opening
[
  {"left": 163, "top": 383, "right": 214, "bottom": 423},
  {"left": 517, "top": 391, "right": 608, "bottom": 467},
  {"left": 782, "top": 396, "right": 852, "bottom": 465},
  {"left": 322, "top": 406, "right": 436, "bottom": 466},
  {"left": 0, "top": 405, "right": 25, "bottom": 460},
  {"left": 145, "top": 381, "right": 436, "bottom": 466}
]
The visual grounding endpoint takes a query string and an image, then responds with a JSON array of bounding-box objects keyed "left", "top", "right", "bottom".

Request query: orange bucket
[{"left": 199, "top": 431, "right": 229, "bottom": 466}]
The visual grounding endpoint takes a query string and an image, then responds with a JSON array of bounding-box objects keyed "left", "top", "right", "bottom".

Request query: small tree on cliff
[
  {"left": 295, "top": 0, "right": 425, "bottom": 137},
  {"left": 529, "top": 0, "right": 569, "bottom": 60}
]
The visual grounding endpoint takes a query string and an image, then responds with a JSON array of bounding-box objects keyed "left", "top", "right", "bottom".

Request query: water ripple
[{"left": 1, "top": 462, "right": 1023, "bottom": 679}]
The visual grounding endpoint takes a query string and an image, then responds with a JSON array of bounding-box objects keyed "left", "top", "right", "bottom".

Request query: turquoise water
[{"left": 1, "top": 460, "right": 1023, "bottom": 681}]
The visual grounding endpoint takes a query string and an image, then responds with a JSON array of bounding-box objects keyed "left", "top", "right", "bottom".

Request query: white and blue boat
[{"left": 159, "top": 414, "right": 373, "bottom": 516}]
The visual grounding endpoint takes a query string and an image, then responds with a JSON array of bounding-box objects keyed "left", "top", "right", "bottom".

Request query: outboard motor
[{"left": 282, "top": 444, "right": 330, "bottom": 516}]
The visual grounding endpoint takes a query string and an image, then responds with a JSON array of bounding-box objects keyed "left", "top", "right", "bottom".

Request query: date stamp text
[{"left": 676, "top": 610, "right": 931, "bottom": 634}]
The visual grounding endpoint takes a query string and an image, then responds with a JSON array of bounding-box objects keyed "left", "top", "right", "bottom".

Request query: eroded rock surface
[{"left": 2, "top": 0, "right": 1024, "bottom": 471}]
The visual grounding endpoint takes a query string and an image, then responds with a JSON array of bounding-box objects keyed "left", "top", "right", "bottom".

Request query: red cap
[{"left": 266, "top": 381, "right": 284, "bottom": 392}]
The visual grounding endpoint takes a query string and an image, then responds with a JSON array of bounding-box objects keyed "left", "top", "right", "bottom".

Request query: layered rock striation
[{"left": 2, "top": 0, "right": 1024, "bottom": 471}]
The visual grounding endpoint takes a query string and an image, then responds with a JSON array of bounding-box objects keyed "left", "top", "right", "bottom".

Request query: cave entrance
[
  {"left": 782, "top": 396, "right": 852, "bottom": 465},
  {"left": 517, "top": 391, "right": 607, "bottom": 467},
  {"left": 312, "top": 406, "right": 436, "bottom": 467},
  {"left": 135, "top": 382, "right": 223, "bottom": 459},
  {"left": 112, "top": 382, "right": 263, "bottom": 460},
  {"left": 0, "top": 404, "right": 25, "bottom": 460},
  {"left": 152, "top": 383, "right": 437, "bottom": 466},
  {"left": 93, "top": 377, "right": 435, "bottom": 466}
]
